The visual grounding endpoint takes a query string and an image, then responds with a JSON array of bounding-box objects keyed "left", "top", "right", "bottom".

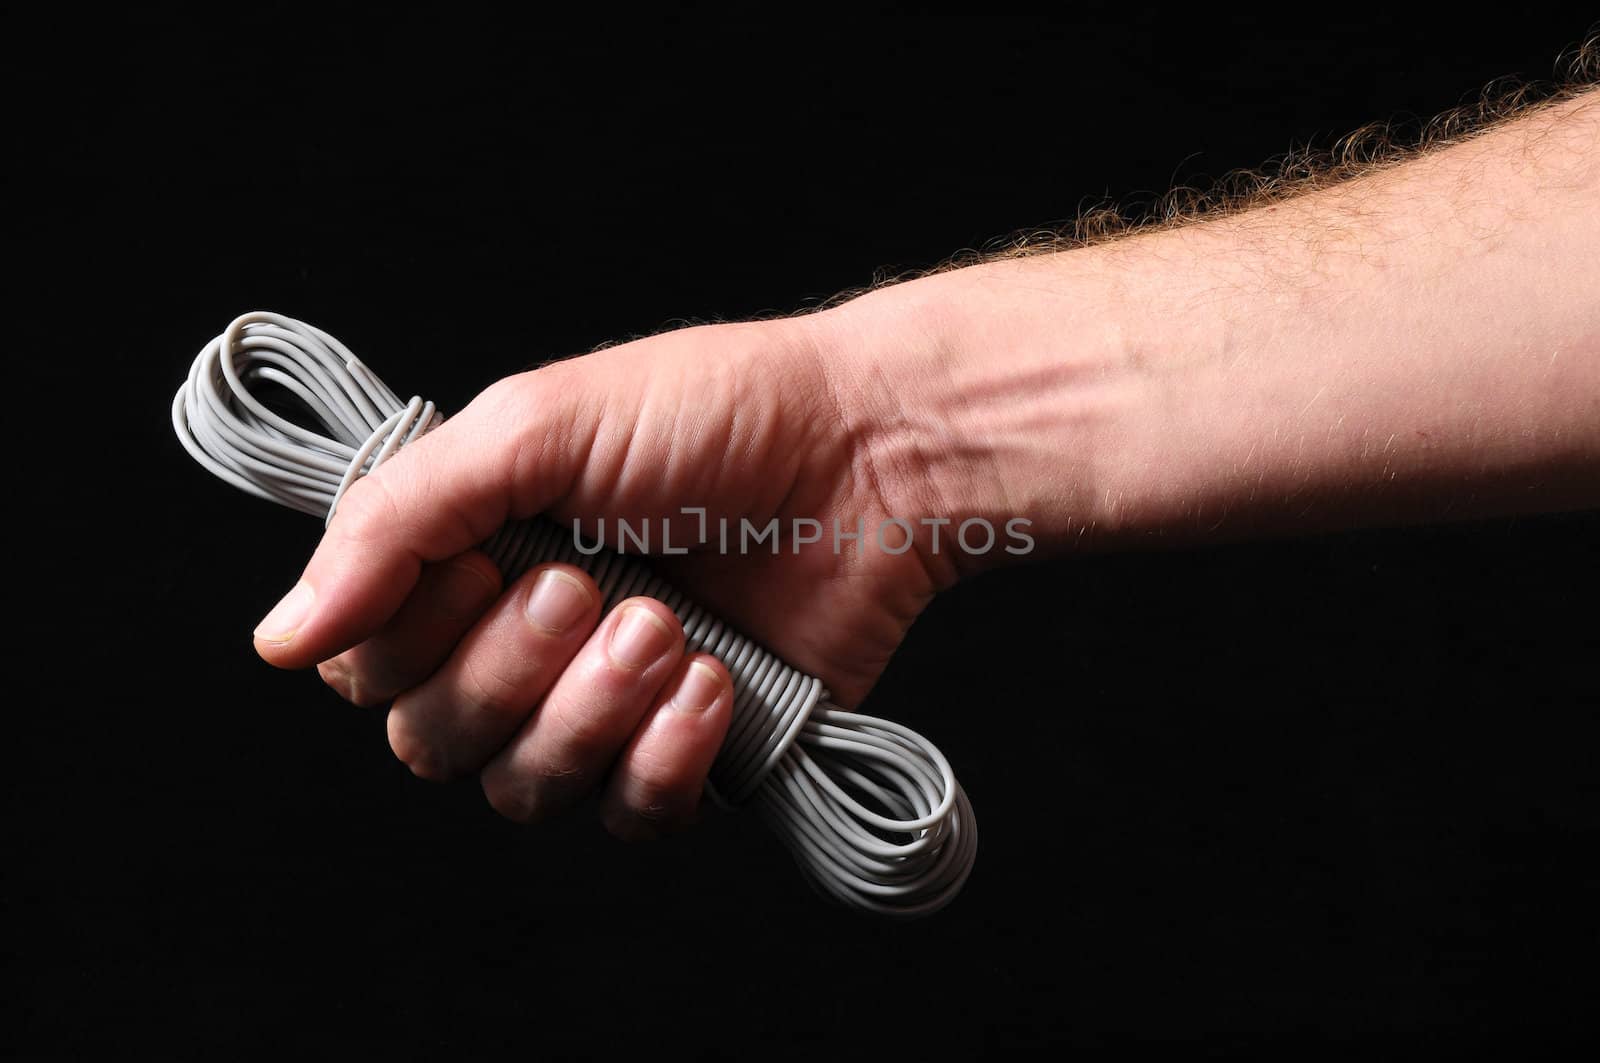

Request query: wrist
[{"left": 807, "top": 251, "right": 1154, "bottom": 570}]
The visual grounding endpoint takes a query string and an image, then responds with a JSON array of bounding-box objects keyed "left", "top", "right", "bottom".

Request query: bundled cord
[{"left": 172, "top": 311, "right": 976, "bottom": 916}]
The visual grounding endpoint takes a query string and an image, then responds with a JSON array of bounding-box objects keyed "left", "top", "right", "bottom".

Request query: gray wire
[{"left": 172, "top": 310, "right": 977, "bottom": 916}]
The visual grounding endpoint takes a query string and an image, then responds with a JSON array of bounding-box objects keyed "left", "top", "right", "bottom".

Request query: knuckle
[
  {"left": 548, "top": 698, "right": 617, "bottom": 761},
  {"left": 623, "top": 743, "right": 691, "bottom": 796},
  {"left": 473, "top": 375, "right": 551, "bottom": 459},
  {"left": 329, "top": 472, "right": 403, "bottom": 549},
  {"left": 320, "top": 653, "right": 398, "bottom": 708},
  {"left": 535, "top": 754, "right": 588, "bottom": 790},
  {"left": 480, "top": 755, "right": 589, "bottom": 825},
  {"left": 458, "top": 655, "right": 527, "bottom": 720},
  {"left": 626, "top": 763, "right": 697, "bottom": 828},
  {"left": 473, "top": 372, "right": 532, "bottom": 415},
  {"left": 386, "top": 708, "right": 450, "bottom": 782},
  {"left": 602, "top": 795, "right": 678, "bottom": 843},
  {"left": 317, "top": 659, "right": 361, "bottom": 705},
  {"left": 626, "top": 783, "right": 679, "bottom": 823},
  {"left": 433, "top": 553, "right": 503, "bottom": 620},
  {"left": 481, "top": 770, "right": 537, "bottom": 823},
  {"left": 601, "top": 811, "right": 652, "bottom": 843}
]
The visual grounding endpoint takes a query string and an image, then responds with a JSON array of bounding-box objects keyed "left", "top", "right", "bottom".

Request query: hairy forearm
[{"left": 819, "top": 88, "right": 1599, "bottom": 559}]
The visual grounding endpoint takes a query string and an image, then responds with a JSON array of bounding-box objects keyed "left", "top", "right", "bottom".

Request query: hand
[{"left": 249, "top": 311, "right": 965, "bottom": 840}]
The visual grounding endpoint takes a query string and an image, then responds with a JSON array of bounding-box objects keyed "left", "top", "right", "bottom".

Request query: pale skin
[{"left": 253, "top": 88, "right": 1599, "bottom": 841}]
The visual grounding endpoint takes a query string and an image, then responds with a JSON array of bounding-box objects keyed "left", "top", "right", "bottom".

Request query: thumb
[{"left": 252, "top": 373, "right": 579, "bottom": 669}]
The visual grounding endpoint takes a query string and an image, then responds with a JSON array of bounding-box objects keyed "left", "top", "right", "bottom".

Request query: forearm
[{"left": 820, "top": 89, "right": 1600, "bottom": 558}]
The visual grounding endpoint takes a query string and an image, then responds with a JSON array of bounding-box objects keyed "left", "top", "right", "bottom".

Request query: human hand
[{"left": 249, "top": 309, "right": 970, "bottom": 840}]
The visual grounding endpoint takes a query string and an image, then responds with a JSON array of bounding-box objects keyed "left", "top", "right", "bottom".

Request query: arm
[
  {"left": 822, "top": 89, "right": 1600, "bottom": 564},
  {"left": 253, "top": 84, "right": 1598, "bottom": 839}
]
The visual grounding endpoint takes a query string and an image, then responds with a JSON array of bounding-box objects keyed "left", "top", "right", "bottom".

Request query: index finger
[{"left": 251, "top": 381, "right": 542, "bottom": 669}]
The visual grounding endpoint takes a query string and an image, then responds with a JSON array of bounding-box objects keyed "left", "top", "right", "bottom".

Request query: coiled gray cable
[{"left": 172, "top": 311, "right": 976, "bottom": 916}]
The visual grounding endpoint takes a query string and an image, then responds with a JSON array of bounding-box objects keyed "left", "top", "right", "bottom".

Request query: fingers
[
  {"left": 362, "top": 569, "right": 731, "bottom": 839},
  {"left": 316, "top": 551, "right": 503, "bottom": 707},
  {"left": 252, "top": 374, "right": 576, "bottom": 670},
  {"left": 479, "top": 597, "right": 687, "bottom": 824},
  {"left": 598, "top": 654, "right": 733, "bottom": 841},
  {"left": 386, "top": 563, "right": 602, "bottom": 781}
]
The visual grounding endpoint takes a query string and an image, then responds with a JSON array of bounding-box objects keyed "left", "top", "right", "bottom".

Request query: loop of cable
[{"left": 172, "top": 310, "right": 977, "bottom": 915}]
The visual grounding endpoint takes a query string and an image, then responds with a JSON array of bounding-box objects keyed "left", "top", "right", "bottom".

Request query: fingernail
[
  {"left": 608, "top": 605, "right": 674, "bottom": 670},
  {"left": 524, "top": 569, "right": 592, "bottom": 634},
  {"left": 672, "top": 661, "right": 724, "bottom": 714},
  {"left": 255, "top": 581, "right": 314, "bottom": 644},
  {"left": 440, "top": 557, "right": 500, "bottom": 618}
]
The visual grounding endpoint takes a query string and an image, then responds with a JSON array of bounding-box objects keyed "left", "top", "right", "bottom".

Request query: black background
[{"left": 10, "top": 11, "right": 1599, "bottom": 1056}]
